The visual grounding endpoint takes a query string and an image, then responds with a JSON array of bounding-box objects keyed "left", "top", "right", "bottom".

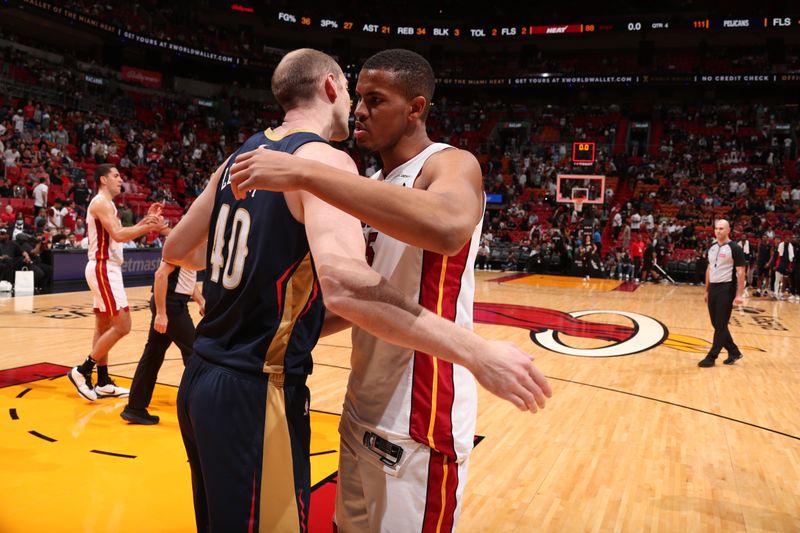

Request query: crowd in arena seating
[
  {"left": 0, "top": 27, "right": 309, "bottom": 293},
  {"left": 2, "top": 30, "right": 800, "bottom": 297},
  {"left": 459, "top": 98, "right": 800, "bottom": 298},
  {"left": 613, "top": 103, "right": 800, "bottom": 275}
]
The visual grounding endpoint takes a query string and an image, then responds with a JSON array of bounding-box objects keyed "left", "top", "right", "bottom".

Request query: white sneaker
[
  {"left": 94, "top": 379, "right": 129, "bottom": 398},
  {"left": 67, "top": 367, "right": 97, "bottom": 401}
]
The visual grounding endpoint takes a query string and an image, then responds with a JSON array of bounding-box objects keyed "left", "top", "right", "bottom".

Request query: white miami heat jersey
[
  {"left": 86, "top": 195, "right": 124, "bottom": 265},
  {"left": 345, "top": 143, "right": 482, "bottom": 462}
]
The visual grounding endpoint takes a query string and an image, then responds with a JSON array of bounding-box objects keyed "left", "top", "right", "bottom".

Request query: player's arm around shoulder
[
  {"left": 297, "top": 145, "right": 551, "bottom": 413},
  {"left": 416, "top": 147, "right": 484, "bottom": 254},
  {"left": 230, "top": 142, "right": 484, "bottom": 255},
  {"left": 287, "top": 143, "right": 371, "bottom": 338},
  {"left": 287, "top": 140, "right": 365, "bottom": 290},
  {"left": 304, "top": 144, "right": 484, "bottom": 257},
  {"left": 292, "top": 144, "right": 374, "bottom": 312}
]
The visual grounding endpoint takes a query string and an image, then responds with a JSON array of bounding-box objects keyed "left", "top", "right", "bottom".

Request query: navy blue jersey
[{"left": 193, "top": 129, "right": 327, "bottom": 376}]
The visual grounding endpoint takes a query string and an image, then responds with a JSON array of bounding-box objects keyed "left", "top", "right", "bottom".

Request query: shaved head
[
  {"left": 271, "top": 48, "right": 343, "bottom": 111},
  {"left": 714, "top": 219, "right": 731, "bottom": 243}
]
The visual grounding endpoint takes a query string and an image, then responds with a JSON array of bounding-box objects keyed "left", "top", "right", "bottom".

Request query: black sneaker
[
  {"left": 723, "top": 353, "right": 743, "bottom": 365},
  {"left": 120, "top": 406, "right": 160, "bottom": 425},
  {"left": 698, "top": 356, "right": 716, "bottom": 368}
]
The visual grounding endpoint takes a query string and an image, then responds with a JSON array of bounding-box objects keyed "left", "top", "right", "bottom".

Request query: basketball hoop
[{"left": 556, "top": 175, "right": 605, "bottom": 214}]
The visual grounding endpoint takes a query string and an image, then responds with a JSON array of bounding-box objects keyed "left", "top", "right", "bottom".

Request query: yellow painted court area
[
  {"left": 0, "top": 374, "right": 340, "bottom": 533},
  {"left": 2, "top": 278, "right": 800, "bottom": 531},
  {"left": 501, "top": 273, "right": 624, "bottom": 291}
]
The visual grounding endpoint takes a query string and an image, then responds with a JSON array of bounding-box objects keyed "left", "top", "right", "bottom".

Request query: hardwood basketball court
[{"left": 1, "top": 272, "right": 798, "bottom": 532}]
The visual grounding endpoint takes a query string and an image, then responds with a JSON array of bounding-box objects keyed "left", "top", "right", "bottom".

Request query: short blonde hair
[{"left": 271, "top": 48, "right": 343, "bottom": 111}]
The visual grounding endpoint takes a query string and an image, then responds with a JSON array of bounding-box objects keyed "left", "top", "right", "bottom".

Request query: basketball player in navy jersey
[
  {"left": 164, "top": 49, "right": 549, "bottom": 533},
  {"left": 230, "top": 49, "right": 552, "bottom": 532}
]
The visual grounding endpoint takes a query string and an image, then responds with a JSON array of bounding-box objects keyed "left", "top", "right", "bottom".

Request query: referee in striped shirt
[{"left": 698, "top": 219, "right": 745, "bottom": 367}]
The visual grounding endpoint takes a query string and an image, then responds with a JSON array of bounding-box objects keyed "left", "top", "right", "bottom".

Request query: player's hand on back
[
  {"left": 229, "top": 148, "right": 304, "bottom": 200},
  {"left": 470, "top": 341, "right": 552, "bottom": 412}
]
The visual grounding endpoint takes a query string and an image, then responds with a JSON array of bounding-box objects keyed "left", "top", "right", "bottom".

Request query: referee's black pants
[
  {"left": 792, "top": 263, "right": 800, "bottom": 296},
  {"left": 707, "top": 281, "right": 741, "bottom": 359},
  {"left": 128, "top": 296, "right": 196, "bottom": 412}
]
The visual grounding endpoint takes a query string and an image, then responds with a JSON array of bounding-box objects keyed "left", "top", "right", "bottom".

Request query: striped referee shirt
[{"left": 708, "top": 241, "right": 746, "bottom": 283}]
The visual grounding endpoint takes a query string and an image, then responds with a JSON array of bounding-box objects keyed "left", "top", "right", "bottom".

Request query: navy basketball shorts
[{"left": 177, "top": 355, "right": 311, "bottom": 532}]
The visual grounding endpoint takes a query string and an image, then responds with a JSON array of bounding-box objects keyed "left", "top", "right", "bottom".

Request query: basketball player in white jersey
[
  {"left": 67, "top": 164, "right": 165, "bottom": 401},
  {"left": 230, "top": 49, "right": 552, "bottom": 532},
  {"left": 167, "top": 48, "right": 546, "bottom": 531}
]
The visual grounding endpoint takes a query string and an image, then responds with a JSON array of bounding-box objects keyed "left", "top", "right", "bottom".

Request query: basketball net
[{"left": 573, "top": 199, "right": 585, "bottom": 213}]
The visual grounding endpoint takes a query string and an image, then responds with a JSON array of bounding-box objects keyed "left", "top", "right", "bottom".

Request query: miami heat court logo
[{"left": 474, "top": 302, "right": 764, "bottom": 357}]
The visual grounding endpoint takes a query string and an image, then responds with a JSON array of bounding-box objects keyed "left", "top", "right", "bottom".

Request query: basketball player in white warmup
[
  {"left": 231, "top": 49, "right": 551, "bottom": 532},
  {"left": 67, "top": 164, "right": 165, "bottom": 401}
]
